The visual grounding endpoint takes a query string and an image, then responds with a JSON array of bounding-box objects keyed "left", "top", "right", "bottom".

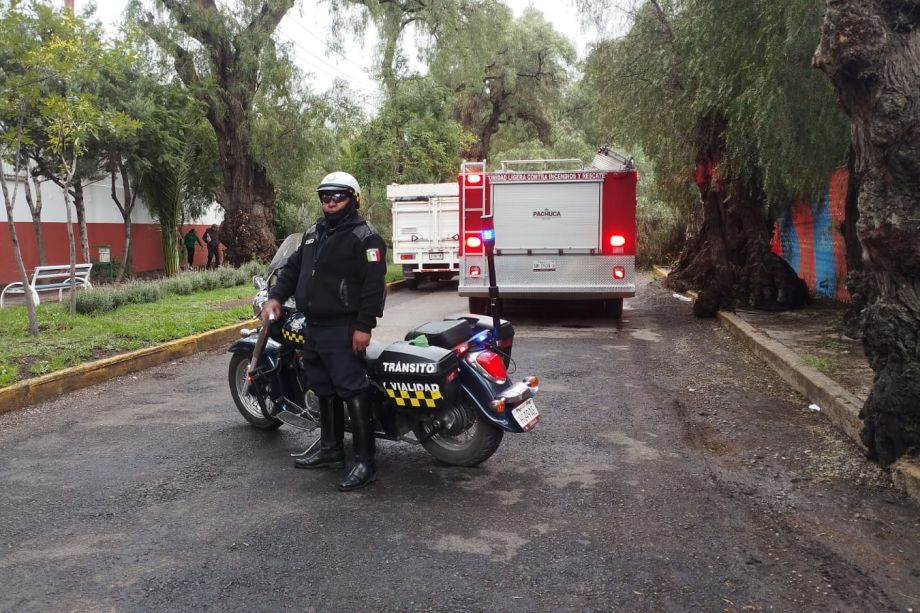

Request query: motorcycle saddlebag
[
  {"left": 376, "top": 342, "right": 459, "bottom": 411},
  {"left": 404, "top": 318, "right": 473, "bottom": 350}
]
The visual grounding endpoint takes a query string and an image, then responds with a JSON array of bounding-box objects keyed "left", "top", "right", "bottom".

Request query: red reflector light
[
  {"left": 466, "top": 236, "right": 482, "bottom": 249},
  {"left": 474, "top": 350, "right": 507, "bottom": 383},
  {"left": 610, "top": 235, "right": 626, "bottom": 247},
  {"left": 469, "top": 266, "right": 481, "bottom": 277},
  {"left": 399, "top": 253, "right": 413, "bottom": 260},
  {"left": 446, "top": 368, "right": 459, "bottom": 383},
  {"left": 467, "top": 174, "right": 482, "bottom": 184},
  {"left": 613, "top": 266, "right": 626, "bottom": 279}
]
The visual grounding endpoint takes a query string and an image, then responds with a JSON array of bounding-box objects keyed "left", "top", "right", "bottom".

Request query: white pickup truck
[{"left": 387, "top": 182, "right": 460, "bottom": 289}]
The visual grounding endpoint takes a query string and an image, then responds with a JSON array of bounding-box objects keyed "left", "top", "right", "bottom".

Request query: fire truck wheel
[
  {"left": 603, "top": 298, "right": 624, "bottom": 320},
  {"left": 468, "top": 297, "right": 489, "bottom": 315}
]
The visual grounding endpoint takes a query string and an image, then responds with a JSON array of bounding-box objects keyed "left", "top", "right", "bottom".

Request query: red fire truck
[{"left": 457, "top": 147, "right": 638, "bottom": 319}]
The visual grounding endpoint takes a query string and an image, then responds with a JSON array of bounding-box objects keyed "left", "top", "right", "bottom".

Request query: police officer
[{"left": 262, "top": 172, "right": 387, "bottom": 491}]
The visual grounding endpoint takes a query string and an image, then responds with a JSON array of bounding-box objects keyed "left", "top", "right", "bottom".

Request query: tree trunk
[
  {"left": 161, "top": 223, "right": 180, "bottom": 277},
  {"left": 665, "top": 150, "right": 810, "bottom": 318},
  {"left": 0, "top": 158, "right": 39, "bottom": 335},
  {"left": 72, "top": 179, "right": 90, "bottom": 263},
  {"left": 212, "top": 108, "right": 277, "bottom": 265},
  {"left": 23, "top": 164, "right": 46, "bottom": 266},
  {"left": 815, "top": 0, "right": 920, "bottom": 466},
  {"left": 111, "top": 163, "right": 136, "bottom": 283}
]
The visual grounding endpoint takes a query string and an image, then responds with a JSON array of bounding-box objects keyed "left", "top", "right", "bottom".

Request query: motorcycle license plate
[
  {"left": 428, "top": 251, "right": 444, "bottom": 260},
  {"left": 511, "top": 398, "right": 540, "bottom": 431}
]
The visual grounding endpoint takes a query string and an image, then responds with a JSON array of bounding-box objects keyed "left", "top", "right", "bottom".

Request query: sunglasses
[{"left": 319, "top": 193, "right": 350, "bottom": 204}]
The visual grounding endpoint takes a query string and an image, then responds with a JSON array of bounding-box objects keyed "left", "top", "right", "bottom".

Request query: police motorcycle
[{"left": 227, "top": 223, "right": 540, "bottom": 467}]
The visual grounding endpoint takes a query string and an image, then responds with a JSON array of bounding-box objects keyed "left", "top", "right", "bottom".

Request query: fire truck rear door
[{"left": 491, "top": 181, "right": 600, "bottom": 252}]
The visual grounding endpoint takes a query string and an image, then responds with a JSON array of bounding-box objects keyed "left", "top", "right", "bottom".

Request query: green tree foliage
[
  {"left": 342, "top": 77, "right": 475, "bottom": 238},
  {"left": 583, "top": 0, "right": 847, "bottom": 207},
  {"left": 431, "top": 5, "right": 577, "bottom": 161},
  {"left": 1, "top": 1, "right": 139, "bottom": 315}
]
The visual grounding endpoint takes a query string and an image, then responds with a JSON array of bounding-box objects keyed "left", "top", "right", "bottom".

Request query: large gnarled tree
[
  {"left": 814, "top": 0, "right": 920, "bottom": 465},
  {"left": 582, "top": 0, "right": 849, "bottom": 315},
  {"left": 137, "top": 0, "right": 295, "bottom": 264}
]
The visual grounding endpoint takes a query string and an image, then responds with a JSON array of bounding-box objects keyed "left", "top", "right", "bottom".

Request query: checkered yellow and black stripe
[
  {"left": 385, "top": 386, "right": 443, "bottom": 408},
  {"left": 282, "top": 329, "right": 305, "bottom": 345}
]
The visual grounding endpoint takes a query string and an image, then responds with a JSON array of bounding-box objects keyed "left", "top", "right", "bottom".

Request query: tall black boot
[
  {"left": 339, "top": 391, "right": 377, "bottom": 491},
  {"left": 295, "top": 395, "right": 345, "bottom": 469}
]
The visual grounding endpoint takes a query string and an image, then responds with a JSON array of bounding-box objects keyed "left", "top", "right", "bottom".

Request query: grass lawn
[
  {"left": 386, "top": 263, "right": 402, "bottom": 282},
  {"left": 0, "top": 267, "right": 405, "bottom": 388},
  {"left": 0, "top": 285, "right": 254, "bottom": 388}
]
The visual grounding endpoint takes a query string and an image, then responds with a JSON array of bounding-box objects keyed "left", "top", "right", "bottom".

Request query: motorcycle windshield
[{"left": 266, "top": 233, "right": 302, "bottom": 283}]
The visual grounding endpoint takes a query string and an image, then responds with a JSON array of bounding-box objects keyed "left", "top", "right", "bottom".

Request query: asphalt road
[{"left": 1, "top": 275, "right": 919, "bottom": 612}]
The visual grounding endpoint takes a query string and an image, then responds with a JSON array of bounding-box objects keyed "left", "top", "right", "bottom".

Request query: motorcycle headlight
[{"left": 252, "top": 290, "right": 268, "bottom": 318}]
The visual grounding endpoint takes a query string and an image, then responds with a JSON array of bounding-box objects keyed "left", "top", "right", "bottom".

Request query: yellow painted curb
[
  {"left": 0, "top": 319, "right": 258, "bottom": 416},
  {"left": 652, "top": 265, "right": 671, "bottom": 279}
]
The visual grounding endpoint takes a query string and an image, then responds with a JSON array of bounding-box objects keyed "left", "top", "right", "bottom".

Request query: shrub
[
  {"left": 75, "top": 288, "right": 117, "bottom": 314},
  {"left": 73, "top": 263, "right": 261, "bottom": 314},
  {"left": 123, "top": 282, "right": 163, "bottom": 304}
]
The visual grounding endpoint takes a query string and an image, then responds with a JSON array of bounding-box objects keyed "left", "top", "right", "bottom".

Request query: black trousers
[
  {"left": 185, "top": 246, "right": 195, "bottom": 267},
  {"left": 207, "top": 247, "right": 220, "bottom": 269},
  {"left": 301, "top": 324, "right": 368, "bottom": 398}
]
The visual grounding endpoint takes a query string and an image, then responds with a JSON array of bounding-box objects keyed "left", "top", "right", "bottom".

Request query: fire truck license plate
[
  {"left": 511, "top": 398, "right": 540, "bottom": 431},
  {"left": 428, "top": 251, "right": 444, "bottom": 260},
  {"left": 533, "top": 260, "right": 556, "bottom": 272}
]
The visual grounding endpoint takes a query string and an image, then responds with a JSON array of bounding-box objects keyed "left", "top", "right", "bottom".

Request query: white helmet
[{"left": 317, "top": 171, "right": 362, "bottom": 206}]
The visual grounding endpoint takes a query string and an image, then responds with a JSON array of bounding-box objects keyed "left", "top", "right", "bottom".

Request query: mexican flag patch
[{"left": 366, "top": 248, "right": 381, "bottom": 262}]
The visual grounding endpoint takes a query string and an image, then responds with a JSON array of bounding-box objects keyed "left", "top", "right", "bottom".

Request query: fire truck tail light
[
  {"left": 610, "top": 235, "right": 626, "bottom": 247},
  {"left": 466, "top": 174, "right": 482, "bottom": 185},
  {"left": 613, "top": 266, "right": 626, "bottom": 279},
  {"left": 469, "top": 266, "right": 482, "bottom": 277},
  {"left": 466, "top": 236, "right": 482, "bottom": 249}
]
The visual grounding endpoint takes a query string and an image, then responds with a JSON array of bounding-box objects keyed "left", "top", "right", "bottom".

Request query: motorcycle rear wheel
[
  {"left": 413, "top": 397, "right": 504, "bottom": 467},
  {"left": 228, "top": 353, "right": 283, "bottom": 430}
]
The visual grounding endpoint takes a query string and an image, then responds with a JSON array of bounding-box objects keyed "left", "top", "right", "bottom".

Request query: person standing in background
[
  {"left": 203, "top": 224, "right": 222, "bottom": 269},
  {"left": 183, "top": 228, "right": 204, "bottom": 270}
]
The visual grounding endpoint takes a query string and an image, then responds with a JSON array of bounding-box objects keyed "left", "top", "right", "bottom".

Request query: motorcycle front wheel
[
  {"left": 413, "top": 396, "right": 504, "bottom": 467},
  {"left": 228, "top": 353, "right": 283, "bottom": 430}
]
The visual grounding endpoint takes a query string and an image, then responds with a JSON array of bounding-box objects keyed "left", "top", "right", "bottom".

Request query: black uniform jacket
[{"left": 268, "top": 212, "right": 387, "bottom": 333}]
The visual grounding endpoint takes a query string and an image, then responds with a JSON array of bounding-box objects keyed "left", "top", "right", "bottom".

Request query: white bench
[{"left": 0, "top": 263, "right": 93, "bottom": 307}]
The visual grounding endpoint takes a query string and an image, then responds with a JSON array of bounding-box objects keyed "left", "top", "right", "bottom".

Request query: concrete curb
[
  {"left": 653, "top": 265, "right": 920, "bottom": 505},
  {"left": 0, "top": 279, "right": 408, "bottom": 416},
  {"left": 716, "top": 309, "right": 866, "bottom": 448}
]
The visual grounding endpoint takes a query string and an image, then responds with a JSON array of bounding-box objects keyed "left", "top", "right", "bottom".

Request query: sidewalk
[{"left": 653, "top": 266, "right": 920, "bottom": 504}]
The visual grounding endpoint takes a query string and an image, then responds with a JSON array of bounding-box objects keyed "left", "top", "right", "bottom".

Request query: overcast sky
[{"left": 66, "top": 0, "right": 610, "bottom": 110}]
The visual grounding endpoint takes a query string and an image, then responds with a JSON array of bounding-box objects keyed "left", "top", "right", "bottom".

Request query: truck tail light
[
  {"left": 466, "top": 173, "right": 482, "bottom": 185},
  {"left": 466, "top": 236, "right": 482, "bottom": 249},
  {"left": 610, "top": 235, "right": 626, "bottom": 247},
  {"left": 399, "top": 253, "right": 414, "bottom": 261},
  {"left": 469, "top": 266, "right": 481, "bottom": 277},
  {"left": 613, "top": 266, "right": 626, "bottom": 279}
]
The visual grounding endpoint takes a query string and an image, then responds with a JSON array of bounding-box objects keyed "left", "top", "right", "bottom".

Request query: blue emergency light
[{"left": 482, "top": 228, "right": 495, "bottom": 242}]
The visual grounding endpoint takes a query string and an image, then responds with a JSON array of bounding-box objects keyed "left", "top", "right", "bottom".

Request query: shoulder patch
[{"left": 366, "top": 248, "right": 381, "bottom": 262}]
